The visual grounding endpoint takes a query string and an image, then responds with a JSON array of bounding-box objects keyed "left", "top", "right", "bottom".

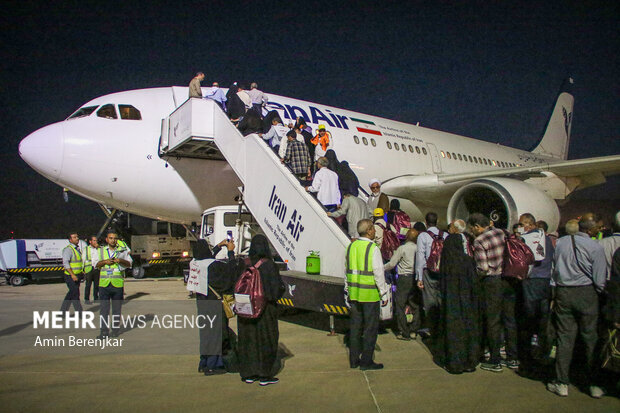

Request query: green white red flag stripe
[
  {"left": 356, "top": 127, "right": 382, "bottom": 136},
  {"left": 350, "top": 116, "right": 382, "bottom": 135}
]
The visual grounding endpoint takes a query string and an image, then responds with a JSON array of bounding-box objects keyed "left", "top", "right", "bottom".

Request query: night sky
[{"left": 1, "top": 1, "right": 618, "bottom": 239}]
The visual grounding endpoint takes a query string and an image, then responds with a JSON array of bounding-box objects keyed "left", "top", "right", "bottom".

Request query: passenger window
[
  {"left": 452, "top": 152, "right": 457, "bottom": 160},
  {"left": 468, "top": 156, "right": 473, "bottom": 162},
  {"left": 118, "top": 104, "right": 142, "bottom": 120},
  {"left": 68, "top": 105, "right": 98, "bottom": 119},
  {"left": 395, "top": 143, "right": 400, "bottom": 151},
  {"left": 474, "top": 157, "right": 478, "bottom": 163},
  {"left": 371, "top": 138, "right": 376, "bottom": 147},
  {"left": 354, "top": 135, "right": 360, "bottom": 144},
  {"left": 422, "top": 147, "right": 427, "bottom": 155},
  {"left": 401, "top": 143, "right": 406, "bottom": 151},
  {"left": 97, "top": 104, "right": 117, "bottom": 119},
  {"left": 415, "top": 146, "right": 421, "bottom": 154},
  {"left": 408, "top": 145, "right": 413, "bottom": 152},
  {"left": 362, "top": 137, "right": 368, "bottom": 145},
  {"left": 441, "top": 151, "right": 446, "bottom": 158},
  {"left": 462, "top": 154, "right": 468, "bottom": 162},
  {"left": 458, "top": 154, "right": 462, "bottom": 160},
  {"left": 387, "top": 141, "right": 392, "bottom": 149},
  {"left": 483, "top": 159, "right": 488, "bottom": 165},
  {"left": 447, "top": 152, "right": 451, "bottom": 159}
]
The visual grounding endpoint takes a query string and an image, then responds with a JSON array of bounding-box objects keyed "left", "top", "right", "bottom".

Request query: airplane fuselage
[{"left": 19, "top": 86, "right": 563, "bottom": 225}]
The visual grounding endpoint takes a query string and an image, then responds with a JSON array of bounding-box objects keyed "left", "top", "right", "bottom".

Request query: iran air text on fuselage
[
  {"left": 266, "top": 102, "right": 350, "bottom": 130},
  {"left": 268, "top": 185, "right": 304, "bottom": 242}
]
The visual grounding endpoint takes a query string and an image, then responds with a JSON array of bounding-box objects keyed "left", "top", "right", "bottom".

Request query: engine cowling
[{"left": 446, "top": 178, "right": 560, "bottom": 232}]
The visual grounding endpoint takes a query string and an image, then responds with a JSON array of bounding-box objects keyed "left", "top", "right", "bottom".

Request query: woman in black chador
[
  {"left": 237, "top": 234, "right": 285, "bottom": 386},
  {"left": 437, "top": 226, "right": 481, "bottom": 374}
]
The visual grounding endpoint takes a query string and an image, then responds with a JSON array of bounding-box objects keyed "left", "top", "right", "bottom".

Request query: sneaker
[
  {"left": 589, "top": 385, "right": 605, "bottom": 399},
  {"left": 259, "top": 377, "right": 279, "bottom": 386},
  {"left": 480, "top": 362, "right": 503, "bottom": 373},
  {"left": 500, "top": 359, "right": 520, "bottom": 370},
  {"left": 242, "top": 376, "right": 257, "bottom": 384},
  {"left": 396, "top": 334, "right": 412, "bottom": 341},
  {"left": 547, "top": 382, "right": 568, "bottom": 397}
]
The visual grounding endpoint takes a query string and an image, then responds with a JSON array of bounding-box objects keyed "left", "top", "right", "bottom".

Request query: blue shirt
[{"left": 552, "top": 232, "right": 606, "bottom": 292}]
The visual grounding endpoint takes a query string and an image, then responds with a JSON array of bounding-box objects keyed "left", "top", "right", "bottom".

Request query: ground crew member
[
  {"left": 311, "top": 124, "right": 331, "bottom": 160},
  {"left": 60, "top": 231, "right": 84, "bottom": 313},
  {"left": 93, "top": 232, "right": 133, "bottom": 338},
  {"left": 83, "top": 235, "right": 101, "bottom": 304},
  {"left": 345, "top": 219, "right": 389, "bottom": 370}
]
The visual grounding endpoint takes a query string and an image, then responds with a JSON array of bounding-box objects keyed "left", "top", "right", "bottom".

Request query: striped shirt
[{"left": 473, "top": 227, "right": 506, "bottom": 276}]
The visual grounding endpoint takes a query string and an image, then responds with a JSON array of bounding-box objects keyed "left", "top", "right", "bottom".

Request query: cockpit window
[
  {"left": 67, "top": 105, "right": 98, "bottom": 119},
  {"left": 97, "top": 104, "right": 118, "bottom": 119},
  {"left": 118, "top": 104, "right": 142, "bottom": 120}
]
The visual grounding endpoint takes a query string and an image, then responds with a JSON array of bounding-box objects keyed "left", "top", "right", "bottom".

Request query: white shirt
[
  {"left": 384, "top": 241, "right": 417, "bottom": 275},
  {"left": 278, "top": 133, "right": 304, "bottom": 158},
  {"left": 307, "top": 167, "right": 341, "bottom": 206},
  {"left": 330, "top": 196, "right": 369, "bottom": 238},
  {"left": 237, "top": 90, "right": 252, "bottom": 109}
]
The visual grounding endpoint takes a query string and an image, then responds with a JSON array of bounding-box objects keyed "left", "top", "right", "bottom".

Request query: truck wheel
[
  {"left": 132, "top": 265, "right": 145, "bottom": 279},
  {"left": 10, "top": 274, "right": 27, "bottom": 286}
]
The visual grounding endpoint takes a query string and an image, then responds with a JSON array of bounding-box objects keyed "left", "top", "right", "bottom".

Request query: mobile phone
[{"left": 226, "top": 230, "right": 233, "bottom": 241}]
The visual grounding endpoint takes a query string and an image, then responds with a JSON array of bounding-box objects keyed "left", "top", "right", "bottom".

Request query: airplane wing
[
  {"left": 439, "top": 154, "right": 620, "bottom": 184},
  {"left": 382, "top": 154, "right": 620, "bottom": 200}
]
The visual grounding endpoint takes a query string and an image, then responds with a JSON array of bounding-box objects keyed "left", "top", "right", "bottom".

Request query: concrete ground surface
[{"left": 0, "top": 277, "right": 618, "bottom": 413}]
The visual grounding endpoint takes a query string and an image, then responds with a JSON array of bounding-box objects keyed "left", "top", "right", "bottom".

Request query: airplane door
[{"left": 426, "top": 143, "right": 442, "bottom": 174}]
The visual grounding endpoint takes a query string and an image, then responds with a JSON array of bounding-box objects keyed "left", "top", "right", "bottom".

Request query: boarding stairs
[{"left": 159, "top": 98, "right": 351, "bottom": 280}]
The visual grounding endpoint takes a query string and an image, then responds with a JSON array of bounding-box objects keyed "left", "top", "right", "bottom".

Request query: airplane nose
[{"left": 19, "top": 123, "right": 64, "bottom": 180}]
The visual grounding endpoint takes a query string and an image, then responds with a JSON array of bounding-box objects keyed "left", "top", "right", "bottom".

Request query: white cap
[{"left": 369, "top": 178, "right": 381, "bottom": 187}]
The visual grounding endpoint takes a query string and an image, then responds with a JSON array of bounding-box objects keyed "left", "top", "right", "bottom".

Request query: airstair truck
[
  {"left": 0, "top": 239, "right": 76, "bottom": 286},
  {"left": 160, "top": 98, "right": 392, "bottom": 317}
]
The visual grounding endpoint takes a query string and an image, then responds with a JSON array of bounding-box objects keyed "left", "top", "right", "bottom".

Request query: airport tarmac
[{"left": 0, "top": 277, "right": 618, "bottom": 413}]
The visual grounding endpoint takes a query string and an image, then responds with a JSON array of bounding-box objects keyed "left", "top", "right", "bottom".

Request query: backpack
[
  {"left": 234, "top": 258, "right": 267, "bottom": 318},
  {"left": 502, "top": 231, "right": 535, "bottom": 280},
  {"left": 376, "top": 222, "right": 400, "bottom": 261},
  {"left": 391, "top": 211, "right": 411, "bottom": 241},
  {"left": 425, "top": 230, "right": 445, "bottom": 273}
]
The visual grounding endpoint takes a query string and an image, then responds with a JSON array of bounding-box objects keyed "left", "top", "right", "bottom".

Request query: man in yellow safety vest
[
  {"left": 93, "top": 231, "right": 133, "bottom": 338},
  {"left": 345, "top": 219, "right": 389, "bottom": 370},
  {"left": 83, "top": 235, "right": 101, "bottom": 304},
  {"left": 60, "top": 231, "right": 84, "bottom": 313}
]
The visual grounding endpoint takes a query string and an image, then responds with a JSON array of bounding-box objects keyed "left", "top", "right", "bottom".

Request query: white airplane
[{"left": 19, "top": 80, "right": 620, "bottom": 233}]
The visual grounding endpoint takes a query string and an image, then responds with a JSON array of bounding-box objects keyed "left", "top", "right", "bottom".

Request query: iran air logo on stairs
[{"left": 268, "top": 185, "right": 304, "bottom": 242}]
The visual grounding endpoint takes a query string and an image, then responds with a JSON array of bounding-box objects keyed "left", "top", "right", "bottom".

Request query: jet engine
[{"left": 446, "top": 178, "right": 560, "bottom": 232}]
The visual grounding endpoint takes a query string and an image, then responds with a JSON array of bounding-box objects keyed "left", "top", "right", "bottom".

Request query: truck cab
[{"left": 200, "top": 205, "right": 262, "bottom": 259}]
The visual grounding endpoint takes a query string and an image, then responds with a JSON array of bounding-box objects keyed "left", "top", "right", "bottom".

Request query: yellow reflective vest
[
  {"left": 64, "top": 244, "right": 84, "bottom": 276},
  {"left": 99, "top": 247, "right": 125, "bottom": 288},
  {"left": 346, "top": 240, "right": 380, "bottom": 302}
]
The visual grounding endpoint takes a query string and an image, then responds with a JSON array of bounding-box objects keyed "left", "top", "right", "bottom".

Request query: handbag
[{"left": 208, "top": 285, "right": 236, "bottom": 319}]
